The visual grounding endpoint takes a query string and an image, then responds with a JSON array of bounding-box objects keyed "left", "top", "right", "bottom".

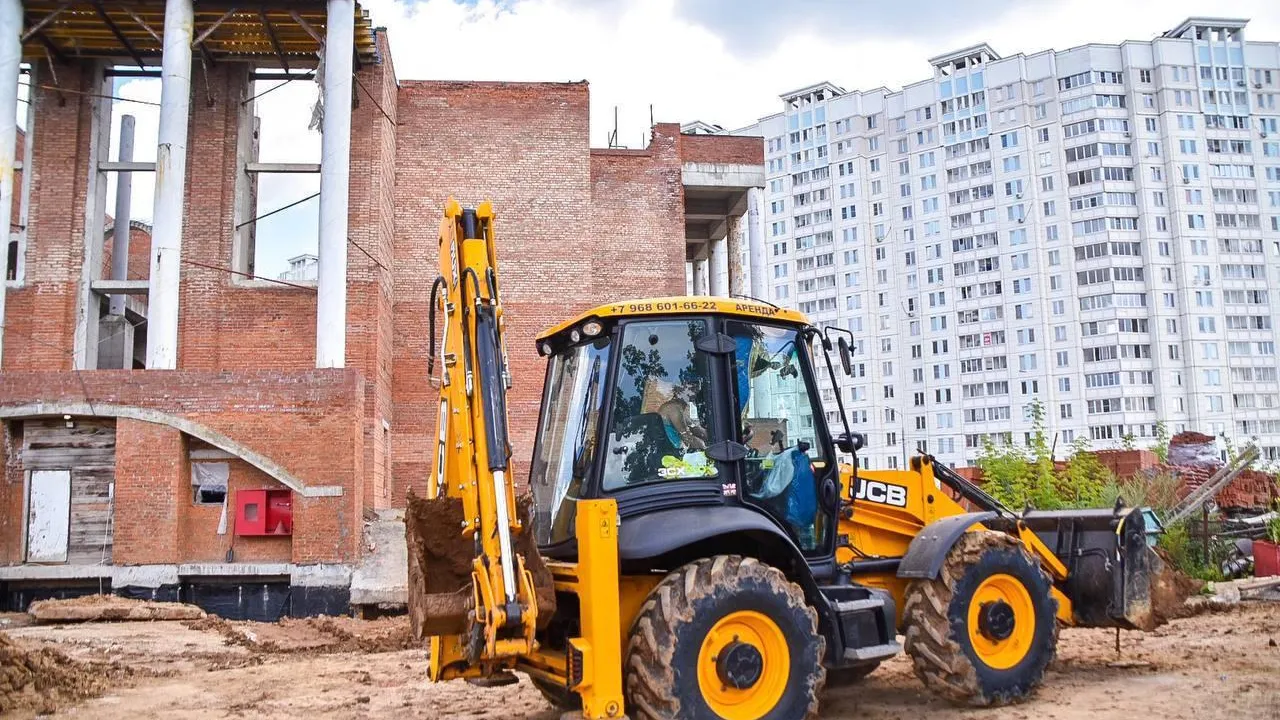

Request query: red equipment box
[{"left": 235, "top": 489, "right": 293, "bottom": 536}]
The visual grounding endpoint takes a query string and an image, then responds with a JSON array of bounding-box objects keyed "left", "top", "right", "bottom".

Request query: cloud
[{"left": 671, "top": 0, "right": 1027, "bottom": 57}]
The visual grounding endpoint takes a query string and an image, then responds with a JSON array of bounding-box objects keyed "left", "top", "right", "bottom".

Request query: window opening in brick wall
[
  {"left": 233, "top": 69, "right": 322, "bottom": 283},
  {"left": 6, "top": 64, "right": 34, "bottom": 284},
  {"left": 92, "top": 69, "right": 161, "bottom": 369},
  {"left": 192, "top": 461, "right": 229, "bottom": 505}
]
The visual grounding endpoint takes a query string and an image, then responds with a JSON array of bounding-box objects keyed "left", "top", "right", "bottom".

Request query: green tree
[
  {"left": 976, "top": 437, "right": 1032, "bottom": 509},
  {"left": 1121, "top": 432, "right": 1136, "bottom": 451},
  {"left": 1056, "top": 435, "right": 1112, "bottom": 509},
  {"left": 1151, "top": 421, "right": 1170, "bottom": 463},
  {"left": 1024, "top": 398, "right": 1058, "bottom": 509}
]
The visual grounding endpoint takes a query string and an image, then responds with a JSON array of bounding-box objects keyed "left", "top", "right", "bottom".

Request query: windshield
[{"left": 529, "top": 336, "right": 611, "bottom": 546}]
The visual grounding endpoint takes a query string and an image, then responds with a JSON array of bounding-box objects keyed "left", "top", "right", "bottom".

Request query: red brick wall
[
  {"left": 390, "top": 85, "right": 688, "bottom": 502},
  {"left": 112, "top": 419, "right": 186, "bottom": 564},
  {"left": 2, "top": 35, "right": 698, "bottom": 569},
  {"left": 391, "top": 80, "right": 592, "bottom": 502},
  {"left": 182, "top": 459, "right": 292, "bottom": 564},
  {"left": 3, "top": 63, "right": 100, "bottom": 371},
  {"left": 99, "top": 224, "right": 153, "bottom": 282},
  {"left": 0, "top": 369, "right": 365, "bottom": 563},
  {"left": 678, "top": 133, "right": 764, "bottom": 166}
]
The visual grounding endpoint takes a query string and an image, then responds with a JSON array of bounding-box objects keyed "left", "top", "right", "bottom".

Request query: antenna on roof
[{"left": 608, "top": 106, "right": 621, "bottom": 148}]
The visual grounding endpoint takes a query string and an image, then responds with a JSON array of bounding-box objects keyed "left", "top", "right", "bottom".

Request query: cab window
[
  {"left": 726, "top": 321, "right": 828, "bottom": 551},
  {"left": 602, "top": 319, "right": 717, "bottom": 490}
]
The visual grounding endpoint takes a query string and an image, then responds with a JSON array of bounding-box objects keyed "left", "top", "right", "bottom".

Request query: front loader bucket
[
  {"left": 1020, "top": 507, "right": 1188, "bottom": 630},
  {"left": 405, "top": 493, "right": 476, "bottom": 639}
]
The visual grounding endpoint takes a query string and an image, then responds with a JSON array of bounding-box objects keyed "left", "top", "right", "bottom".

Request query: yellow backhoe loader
[{"left": 407, "top": 202, "right": 1177, "bottom": 719}]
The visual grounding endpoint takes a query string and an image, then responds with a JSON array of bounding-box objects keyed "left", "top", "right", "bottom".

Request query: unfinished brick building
[{"left": 0, "top": 2, "right": 762, "bottom": 617}]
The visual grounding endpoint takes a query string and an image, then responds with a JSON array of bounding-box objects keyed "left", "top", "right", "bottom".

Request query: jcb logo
[{"left": 854, "top": 479, "right": 908, "bottom": 508}]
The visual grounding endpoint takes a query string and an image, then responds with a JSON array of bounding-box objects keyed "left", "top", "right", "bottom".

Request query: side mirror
[
  {"left": 835, "top": 431, "right": 865, "bottom": 455},
  {"left": 836, "top": 337, "right": 853, "bottom": 376}
]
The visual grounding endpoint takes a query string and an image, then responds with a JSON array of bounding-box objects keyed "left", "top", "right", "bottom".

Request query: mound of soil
[
  {"left": 0, "top": 631, "right": 135, "bottom": 715},
  {"left": 29, "top": 594, "right": 206, "bottom": 624},
  {"left": 186, "top": 615, "right": 414, "bottom": 654},
  {"left": 1147, "top": 547, "right": 1206, "bottom": 626}
]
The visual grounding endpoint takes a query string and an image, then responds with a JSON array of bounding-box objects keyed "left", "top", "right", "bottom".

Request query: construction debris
[{"left": 28, "top": 594, "right": 206, "bottom": 624}]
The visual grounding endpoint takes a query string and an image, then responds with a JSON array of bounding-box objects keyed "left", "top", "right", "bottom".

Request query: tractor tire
[
  {"left": 623, "top": 555, "right": 826, "bottom": 720},
  {"left": 530, "top": 675, "right": 581, "bottom": 711},
  {"left": 903, "top": 531, "right": 1058, "bottom": 707},
  {"left": 825, "top": 661, "right": 880, "bottom": 687}
]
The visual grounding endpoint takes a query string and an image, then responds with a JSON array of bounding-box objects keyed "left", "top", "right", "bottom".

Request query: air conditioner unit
[
  {"left": 1017, "top": 217, "right": 1026, "bottom": 224},
  {"left": 1183, "top": 177, "right": 1191, "bottom": 185},
  {"left": 1257, "top": 83, "right": 1265, "bottom": 90},
  {"left": 1123, "top": 132, "right": 1132, "bottom": 138},
  {"left": 1237, "top": 80, "right": 1247, "bottom": 87}
]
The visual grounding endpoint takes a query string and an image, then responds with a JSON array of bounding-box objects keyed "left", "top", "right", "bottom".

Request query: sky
[{"left": 96, "top": 0, "right": 1280, "bottom": 277}]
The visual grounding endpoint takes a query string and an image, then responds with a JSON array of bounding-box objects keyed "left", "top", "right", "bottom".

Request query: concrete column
[
  {"left": 315, "top": 0, "right": 355, "bottom": 369},
  {"left": 145, "top": 0, "right": 193, "bottom": 370},
  {"left": 727, "top": 211, "right": 747, "bottom": 295},
  {"left": 746, "top": 188, "right": 767, "bottom": 300},
  {"left": 691, "top": 259, "right": 707, "bottom": 295},
  {"left": 109, "top": 115, "right": 135, "bottom": 316},
  {"left": 708, "top": 237, "right": 728, "bottom": 296},
  {"left": 99, "top": 116, "right": 136, "bottom": 370},
  {"left": 0, "top": 0, "right": 20, "bottom": 367}
]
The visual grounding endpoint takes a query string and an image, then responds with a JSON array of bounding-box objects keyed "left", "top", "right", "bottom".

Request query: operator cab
[{"left": 528, "top": 296, "right": 856, "bottom": 568}]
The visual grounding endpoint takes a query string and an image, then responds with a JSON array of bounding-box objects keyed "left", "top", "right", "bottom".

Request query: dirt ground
[{"left": 3, "top": 603, "right": 1280, "bottom": 719}]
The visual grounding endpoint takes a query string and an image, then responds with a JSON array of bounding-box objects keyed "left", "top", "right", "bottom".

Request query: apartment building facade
[{"left": 746, "top": 18, "right": 1280, "bottom": 469}]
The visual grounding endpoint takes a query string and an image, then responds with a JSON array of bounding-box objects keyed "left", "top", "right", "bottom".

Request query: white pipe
[
  {"left": 145, "top": 0, "right": 193, "bottom": 370},
  {"left": 315, "top": 0, "right": 354, "bottom": 369},
  {"left": 709, "top": 236, "right": 728, "bottom": 297},
  {"left": 747, "top": 187, "right": 767, "bottom": 300},
  {"left": 109, "top": 115, "right": 135, "bottom": 317},
  {"left": 0, "top": 0, "right": 21, "bottom": 366}
]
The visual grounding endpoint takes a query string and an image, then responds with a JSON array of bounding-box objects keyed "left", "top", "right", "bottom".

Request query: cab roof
[{"left": 535, "top": 295, "right": 810, "bottom": 343}]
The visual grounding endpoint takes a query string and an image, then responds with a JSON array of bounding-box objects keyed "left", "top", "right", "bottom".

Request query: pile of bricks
[{"left": 1157, "top": 432, "right": 1277, "bottom": 512}]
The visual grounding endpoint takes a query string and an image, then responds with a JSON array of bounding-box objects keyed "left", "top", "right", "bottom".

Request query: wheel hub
[
  {"left": 715, "top": 639, "right": 764, "bottom": 690},
  {"left": 977, "top": 599, "right": 1016, "bottom": 641}
]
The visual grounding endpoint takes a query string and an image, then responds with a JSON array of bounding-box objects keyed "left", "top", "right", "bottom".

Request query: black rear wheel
[{"left": 624, "top": 555, "right": 826, "bottom": 720}]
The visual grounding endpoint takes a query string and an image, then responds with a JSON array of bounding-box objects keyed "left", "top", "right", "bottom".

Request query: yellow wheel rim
[
  {"left": 696, "top": 610, "right": 790, "bottom": 720},
  {"left": 966, "top": 573, "right": 1036, "bottom": 670}
]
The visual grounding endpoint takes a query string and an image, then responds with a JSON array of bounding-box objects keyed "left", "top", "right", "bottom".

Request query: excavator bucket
[
  {"left": 405, "top": 494, "right": 475, "bottom": 639},
  {"left": 1020, "top": 507, "right": 1190, "bottom": 630},
  {"left": 405, "top": 493, "right": 558, "bottom": 641}
]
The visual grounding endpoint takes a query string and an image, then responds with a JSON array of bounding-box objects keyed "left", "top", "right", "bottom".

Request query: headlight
[{"left": 582, "top": 320, "right": 603, "bottom": 337}]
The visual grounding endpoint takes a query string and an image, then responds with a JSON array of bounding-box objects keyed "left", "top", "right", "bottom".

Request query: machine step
[
  {"left": 843, "top": 641, "right": 902, "bottom": 663},
  {"left": 834, "top": 598, "right": 885, "bottom": 614}
]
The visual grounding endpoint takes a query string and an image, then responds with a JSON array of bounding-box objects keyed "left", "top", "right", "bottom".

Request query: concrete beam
[
  {"left": 91, "top": 279, "right": 151, "bottom": 295},
  {"left": 685, "top": 223, "right": 712, "bottom": 242},
  {"left": 684, "top": 197, "right": 731, "bottom": 220},
  {"left": 99, "top": 160, "right": 155, "bottom": 172},
  {"left": 681, "top": 162, "right": 766, "bottom": 191}
]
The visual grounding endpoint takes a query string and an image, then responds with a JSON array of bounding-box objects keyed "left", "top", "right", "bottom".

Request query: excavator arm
[{"left": 407, "top": 200, "right": 546, "bottom": 680}]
